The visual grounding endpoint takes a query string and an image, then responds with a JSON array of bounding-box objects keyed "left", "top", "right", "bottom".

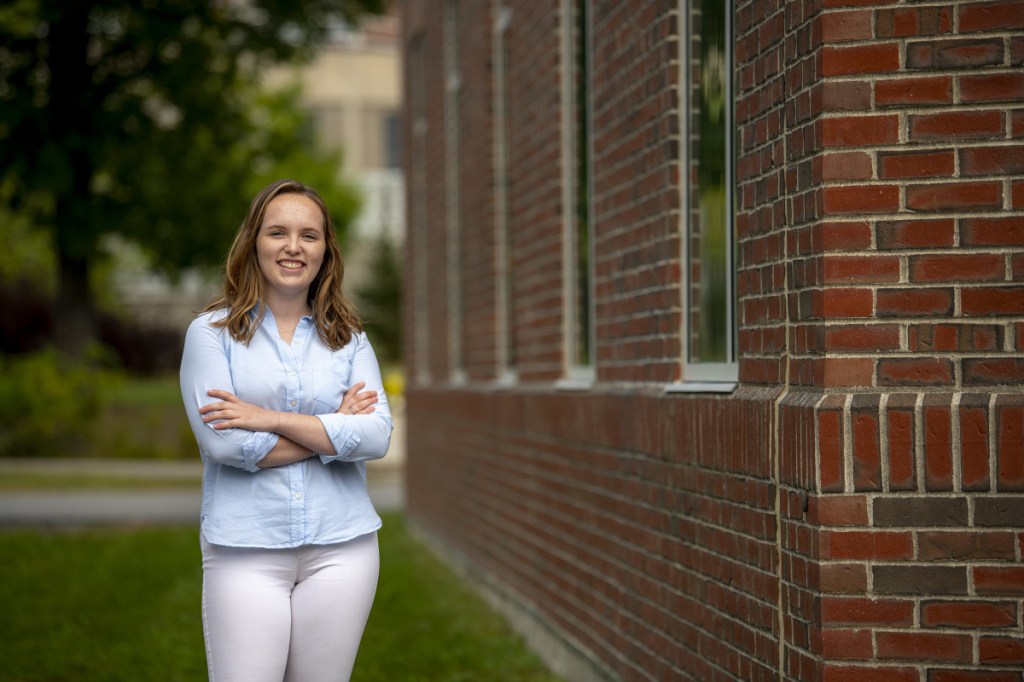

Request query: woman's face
[{"left": 255, "top": 193, "right": 327, "bottom": 302}]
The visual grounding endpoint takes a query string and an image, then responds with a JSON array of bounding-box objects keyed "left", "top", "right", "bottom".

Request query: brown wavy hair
[{"left": 205, "top": 179, "right": 362, "bottom": 350}]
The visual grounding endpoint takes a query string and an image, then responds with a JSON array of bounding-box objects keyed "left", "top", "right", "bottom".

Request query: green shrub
[{"left": 0, "top": 349, "right": 108, "bottom": 457}]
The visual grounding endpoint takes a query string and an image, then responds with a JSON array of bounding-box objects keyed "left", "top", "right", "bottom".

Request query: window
[
  {"left": 444, "top": 0, "right": 465, "bottom": 383},
  {"left": 409, "top": 36, "right": 430, "bottom": 384},
  {"left": 678, "top": 0, "right": 738, "bottom": 387},
  {"left": 493, "top": 3, "right": 516, "bottom": 382},
  {"left": 560, "top": 0, "right": 594, "bottom": 386}
]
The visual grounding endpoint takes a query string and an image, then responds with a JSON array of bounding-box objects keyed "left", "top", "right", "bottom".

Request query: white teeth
[{"left": 279, "top": 261, "right": 303, "bottom": 270}]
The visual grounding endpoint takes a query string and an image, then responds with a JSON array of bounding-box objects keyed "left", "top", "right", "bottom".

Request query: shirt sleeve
[
  {"left": 315, "top": 332, "right": 394, "bottom": 464},
  {"left": 179, "top": 315, "right": 279, "bottom": 472}
]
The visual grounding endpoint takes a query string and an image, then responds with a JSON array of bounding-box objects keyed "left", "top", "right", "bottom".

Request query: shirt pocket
[{"left": 311, "top": 360, "right": 353, "bottom": 414}]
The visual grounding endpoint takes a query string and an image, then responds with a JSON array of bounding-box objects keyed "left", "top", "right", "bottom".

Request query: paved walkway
[{"left": 0, "top": 458, "right": 404, "bottom": 527}]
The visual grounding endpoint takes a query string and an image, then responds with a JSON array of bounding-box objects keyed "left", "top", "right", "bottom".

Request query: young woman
[{"left": 179, "top": 179, "right": 392, "bottom": 682}]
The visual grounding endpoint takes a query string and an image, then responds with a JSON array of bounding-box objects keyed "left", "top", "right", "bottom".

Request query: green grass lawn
[{"left": 0, "top": 514, "right": 560, "bottom": 682}]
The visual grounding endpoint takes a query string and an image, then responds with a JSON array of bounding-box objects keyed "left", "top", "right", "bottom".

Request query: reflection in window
[
  {"left": 494, "top": 4, "right": 516, "bottom": 378},
  {"left": 563, "top": 0, "right": 593, "bottom": 373},
  {"left": 685, "top": 0, "right": 736, "bottom": 371}
]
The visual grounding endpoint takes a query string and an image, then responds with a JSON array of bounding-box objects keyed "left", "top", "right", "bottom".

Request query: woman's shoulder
[{"left": 185, "top": 308, "right": 231, "bottom": 335}]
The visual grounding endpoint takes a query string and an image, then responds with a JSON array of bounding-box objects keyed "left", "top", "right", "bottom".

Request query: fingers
[
  {"left": 345, "top": 382, "right": 367, "bottom": 395},
  {"left": 206, "top": 389, "right": 238, "bottom": 401}
]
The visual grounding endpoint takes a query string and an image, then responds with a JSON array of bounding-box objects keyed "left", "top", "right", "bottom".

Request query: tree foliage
[
  {"left": 356, "top": 235, "right": 402, "bottom": 365},
  {"left": 0, "top": 0, "right": 384, "bottom": 354}
]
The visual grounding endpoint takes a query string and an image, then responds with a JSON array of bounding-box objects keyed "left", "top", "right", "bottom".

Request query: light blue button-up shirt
[{"left": 179, "top": 308, "right": 392, "bottom": 548}]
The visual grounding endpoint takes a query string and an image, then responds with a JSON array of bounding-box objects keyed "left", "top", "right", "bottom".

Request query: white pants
[{"left": 200, "top": 532, "right": 379, "bottom": 682}]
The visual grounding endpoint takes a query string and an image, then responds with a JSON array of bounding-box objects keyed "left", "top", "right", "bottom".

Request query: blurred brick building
[{"left": 399, "top": 1, "right": 1024, "bottom": 680}]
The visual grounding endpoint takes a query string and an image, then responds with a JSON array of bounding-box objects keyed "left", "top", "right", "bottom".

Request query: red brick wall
[{"left": 400, "top": 0, "right": 1024, "bottom": 679}]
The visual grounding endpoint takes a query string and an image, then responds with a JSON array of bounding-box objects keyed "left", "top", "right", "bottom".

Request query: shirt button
[
  {"left": 289, "top": 400, "right": 297, "bottom": 408},
  {"left": 293, "top": 492, "right": 303, "bottom": 501},
  {"left": 287, "top": 370, "right": 296, "bottom": 377}
]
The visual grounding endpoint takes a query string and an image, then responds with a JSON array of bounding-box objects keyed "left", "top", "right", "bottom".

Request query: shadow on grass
[{"left": 0, "top": 513, "right": 560, "bottom": 682}]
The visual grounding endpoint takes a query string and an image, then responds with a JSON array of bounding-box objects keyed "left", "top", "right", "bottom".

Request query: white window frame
[
  {"left": 493, "top": 2, "right": 517, "bottom": 386},
  {"left": 669, "top": 0, "right": 739, "bottom": 393},
  {"left": 444, "top": 0, "right": 466, "bottom": 385},
  {"left": 557, "top": 0, "right": 596, "bottom": 391}
]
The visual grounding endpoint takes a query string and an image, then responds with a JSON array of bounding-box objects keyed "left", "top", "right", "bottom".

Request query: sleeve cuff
[
  {"left": 315, "top": 414, "right": 361, "bottom": 463},
  {"left": 242, "top": 431, "right": 280, "bottom": 472}
]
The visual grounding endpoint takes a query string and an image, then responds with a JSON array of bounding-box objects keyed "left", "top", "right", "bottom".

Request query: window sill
[{"left": 664, "top": 381, "right": 738, "bottom": 394}]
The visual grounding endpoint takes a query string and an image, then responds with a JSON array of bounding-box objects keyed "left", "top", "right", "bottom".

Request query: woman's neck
[{"left": 265, "top": 294, "right": 311, "bottom": 330}]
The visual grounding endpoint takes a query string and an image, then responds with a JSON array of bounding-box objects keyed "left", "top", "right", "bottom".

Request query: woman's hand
[
  {"left": 338, "top": 382, "right": 378, "bottom": 416},
  {"left": 200, "top": 389, "right": 280, "bottom": 432}
]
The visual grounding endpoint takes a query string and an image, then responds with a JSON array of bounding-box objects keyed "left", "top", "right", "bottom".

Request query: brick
[
  {"left": 886, "top": 396, "right": 917, "bottom": 491},
  {"left": 960, "top": 394, "right": 991, "bottom": 490},
  {"left": 879, "top": 150, "right": 955, "bottom": 179},
  {"left": 823, "top": 222, "right": 872, "bottom": 250},
  {"left": 873, "top": 497, "right": 968, "bottom": 527},
  {"left": 823, "top": 43, "right": 900, "bottom": 76},
  {"left": 997, "top": 401, "right": 1024, "bottom": 490},
  {"left": 964, "top": 358, "right": 1024, "bottom": 386},
  {"left": 877, "top": 6, "right": 953, "bottom": 38},
  {"left": 929, "top": 671, "right": 1022, "bottom": 682},
  {"left": 907, "top": 39, "right": 1005, "bottom": 69},
  {"left": 819, "top": 404, "right": 845, "bottom": 492},
  {"left": 821, "top": 10, "right": 873, "bottom": 42},
  {"left": 918, "top": 531, "right": 1017, "bottom": 561},
  {"left": 974, "top": 566, "right": 1024, "bottom": 595},
  {"left": 962, "top": 73, "right": 1024, "bottom": 104},
  {"left": 823, "top": 358, "right": 875, "bottom": 387},
  {"left": 873, "top": 565, "right": 967, "bottom": 595},
  {"left": 822, "top": 628, "right": 873, "bottom": 659},
  {"left": 962, "top": 217, "right": 1024, "bottom": 246},
  {"left": 876, "top": 631, "right": 972, "bottom": 661},
  {"left": 909, "top": 111, "right": 1004, "bottom": 141},
  {"left": 979, "top": 636, "right": 1024, "bottom": 665},
  {"left": 877, "top": 219, "right": 955, "bottom": 249},
  {"left": 854, "top": 399, "right": 881, "bottom": 491},
  {"left": 876, "top": 76, "right": 952, "bottom": 107},
  {"left": 822, "top": 80, "right": 872, "bottom": 111},
  {"left": 824, "top": 324, "right": 901, "bottom": 351},
  {"left": 821, "top": 597, "right": 914, "bottom": 626},
  {"left": 910, "top": 254, "right": 1005, "bottom": 283},
  {"left": 1015, "top": 179, "right": 1024, "bottom": 208},
  {"left": 876, "top": 288, "right": 954, "bottom": 317},
  {"left": 922, "top": 601, "right": 1017, "bottom": 628},
  {"left": 819, "top": 524, "right": 917, "bottom": 557},
  {"left": 815, "top": 561, "right": 864, "bottom": 593},
  {"left": 925, "top": 398, "right": 954, "bottom": 490},
  {"left": 825, "top": 185, "right": 900, "bottom": 214},
  {"left": 821, "top": 562, "right": 868, "bottom": 593},
  {"left": 809, "top": 495, "right": 869, "bottom": 526},
  {"left": 906, "top": 182, "right": 1003, "bottom": 212},
  {"left": 878, "top": 358, "right": 954, "bottom": 386},
  {"left": 909, "top": 324, "right": 1003, "bottom": 352},
  {"left": 822, "top": 288, "right": 874, "bottom": 317},
  {"left": 823, "top": 665, "right": 918, "bottom": 682},
  {"left": 962, "top": 287, "right": 1024, "bottom": 316},
  {"left": 970, "top": 493, "right": 1024, "bottom": 524},
  {"left": 823, "top": 151, "right": 873, "bottom": 181},
  {"left": 824, "top": 115, "right": 900, "bottom": 146},
  {"left": 824, "top": 256, "right": 901, "bottom": 284},
  {"left": 961, "top": 145, "right": 1024, "bottom": 176},
  {"left": 960, "top": 1, "right": 1024, "bottom": 32}
]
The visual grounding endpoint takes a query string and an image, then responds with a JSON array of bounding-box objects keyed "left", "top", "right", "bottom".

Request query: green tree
[
  {"left": 356, "top": 235, "right": 402, "bottom": 365},
  {"left": 0, "top": 0, "right": 384, "bottom": 356}
]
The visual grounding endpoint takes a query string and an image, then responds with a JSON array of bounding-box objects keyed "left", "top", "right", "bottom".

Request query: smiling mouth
[{"left": 278, "top": 260, "right": 304, "bottom": 270}]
